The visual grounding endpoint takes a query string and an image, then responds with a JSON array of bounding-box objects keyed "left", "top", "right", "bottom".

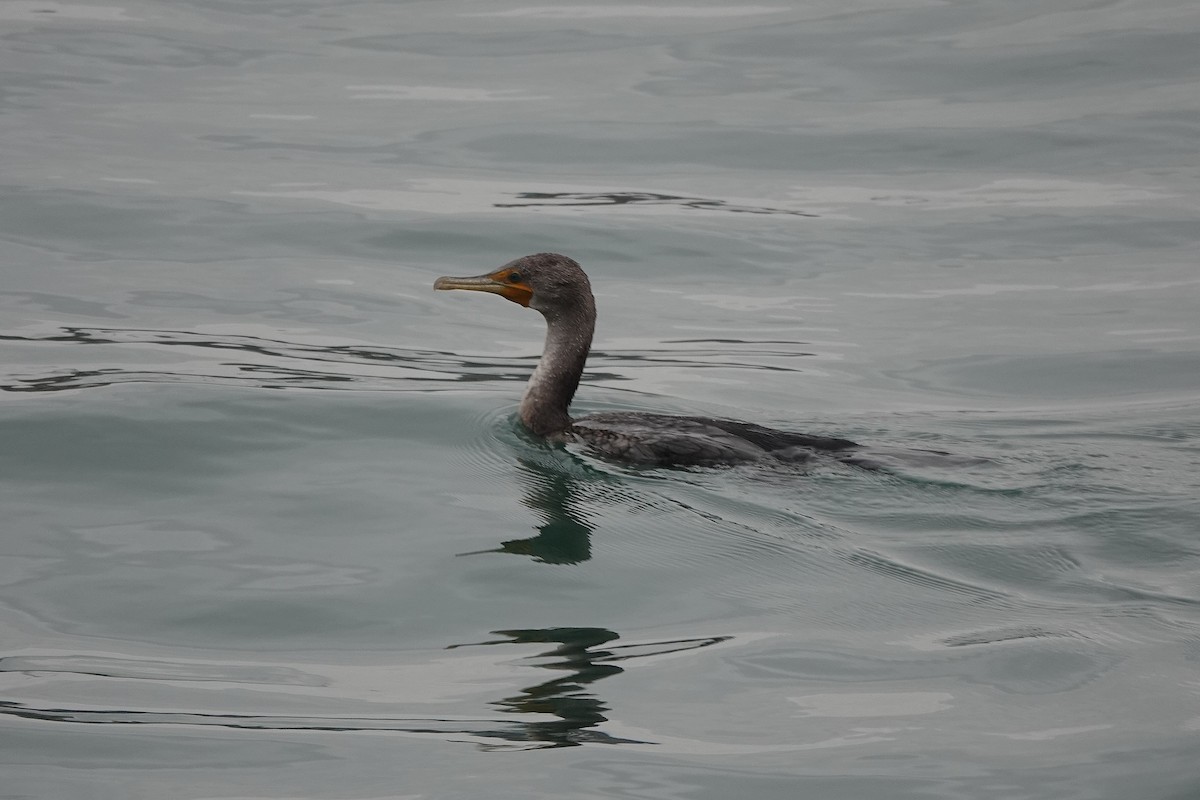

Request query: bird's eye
[{"left": 507, "top": 272, "right": 524, "bottom": 284}]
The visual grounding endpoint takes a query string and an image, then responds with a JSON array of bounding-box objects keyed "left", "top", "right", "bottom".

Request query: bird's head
[{"left": 434, "top": 252, "right": 593, "bottom": 316}]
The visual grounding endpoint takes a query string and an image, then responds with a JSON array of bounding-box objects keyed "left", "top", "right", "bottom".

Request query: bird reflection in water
[
  {"left": 0, "top": 629, "right": 730, "bottom": 751},
  {"left": 458, "top": 454, "right": 602, "bottom": 564},
  {"left": 450, "top": 451, "right": 734, "bottom": 748},
  {"left": 448, "top": 627, "right": 731, "bottom": 749}
]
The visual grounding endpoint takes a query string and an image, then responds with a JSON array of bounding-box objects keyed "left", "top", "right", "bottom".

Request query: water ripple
[
  {"left": 0, "top": 631, "right": 732, "bottom": 750},
  {"left": 0, "top": 326, "right": 517, "bottom": 393},
  {"left": 493, "top": 190, "right": 817, "bottom": 217},
  {"left": 0, "top": 325, "right": 821, "bottom": 394}
]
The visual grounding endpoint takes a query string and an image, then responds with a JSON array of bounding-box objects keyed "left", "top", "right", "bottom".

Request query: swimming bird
[{"left": 434, "top": 253, "right": 859, "bottom": 467}]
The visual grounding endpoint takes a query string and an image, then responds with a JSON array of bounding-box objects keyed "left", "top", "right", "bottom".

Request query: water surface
[{"left": 2, "top": 1, "right": 1200, "bottom": 798}]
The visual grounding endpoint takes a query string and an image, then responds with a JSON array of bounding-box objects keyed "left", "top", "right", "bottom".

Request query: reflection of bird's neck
[{"left": 520, "top": 298, "right": 595, "bottom": 437}]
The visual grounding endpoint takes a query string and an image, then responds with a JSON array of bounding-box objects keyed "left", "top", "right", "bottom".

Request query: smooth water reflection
[{"left": 459, "top": 456, "right": 600, "bottom": 565}]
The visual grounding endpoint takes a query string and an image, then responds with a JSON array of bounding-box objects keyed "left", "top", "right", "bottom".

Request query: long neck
[{"left": 520, "top": 299, "right": 595, "bottom": 436}]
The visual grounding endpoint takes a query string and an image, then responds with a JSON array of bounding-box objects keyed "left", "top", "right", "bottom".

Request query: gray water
[{"left": 3, "top": 1, "right": 1200, "bottom": 798}]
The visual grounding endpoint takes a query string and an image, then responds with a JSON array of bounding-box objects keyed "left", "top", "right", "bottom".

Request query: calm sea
[{"left": 2, "top": 1, "right": 1199, "bottom": 798}]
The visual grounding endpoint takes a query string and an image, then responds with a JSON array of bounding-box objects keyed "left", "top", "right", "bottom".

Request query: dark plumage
[{"left": 435, "top": 253, "right": 858, "bottom": 467}]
